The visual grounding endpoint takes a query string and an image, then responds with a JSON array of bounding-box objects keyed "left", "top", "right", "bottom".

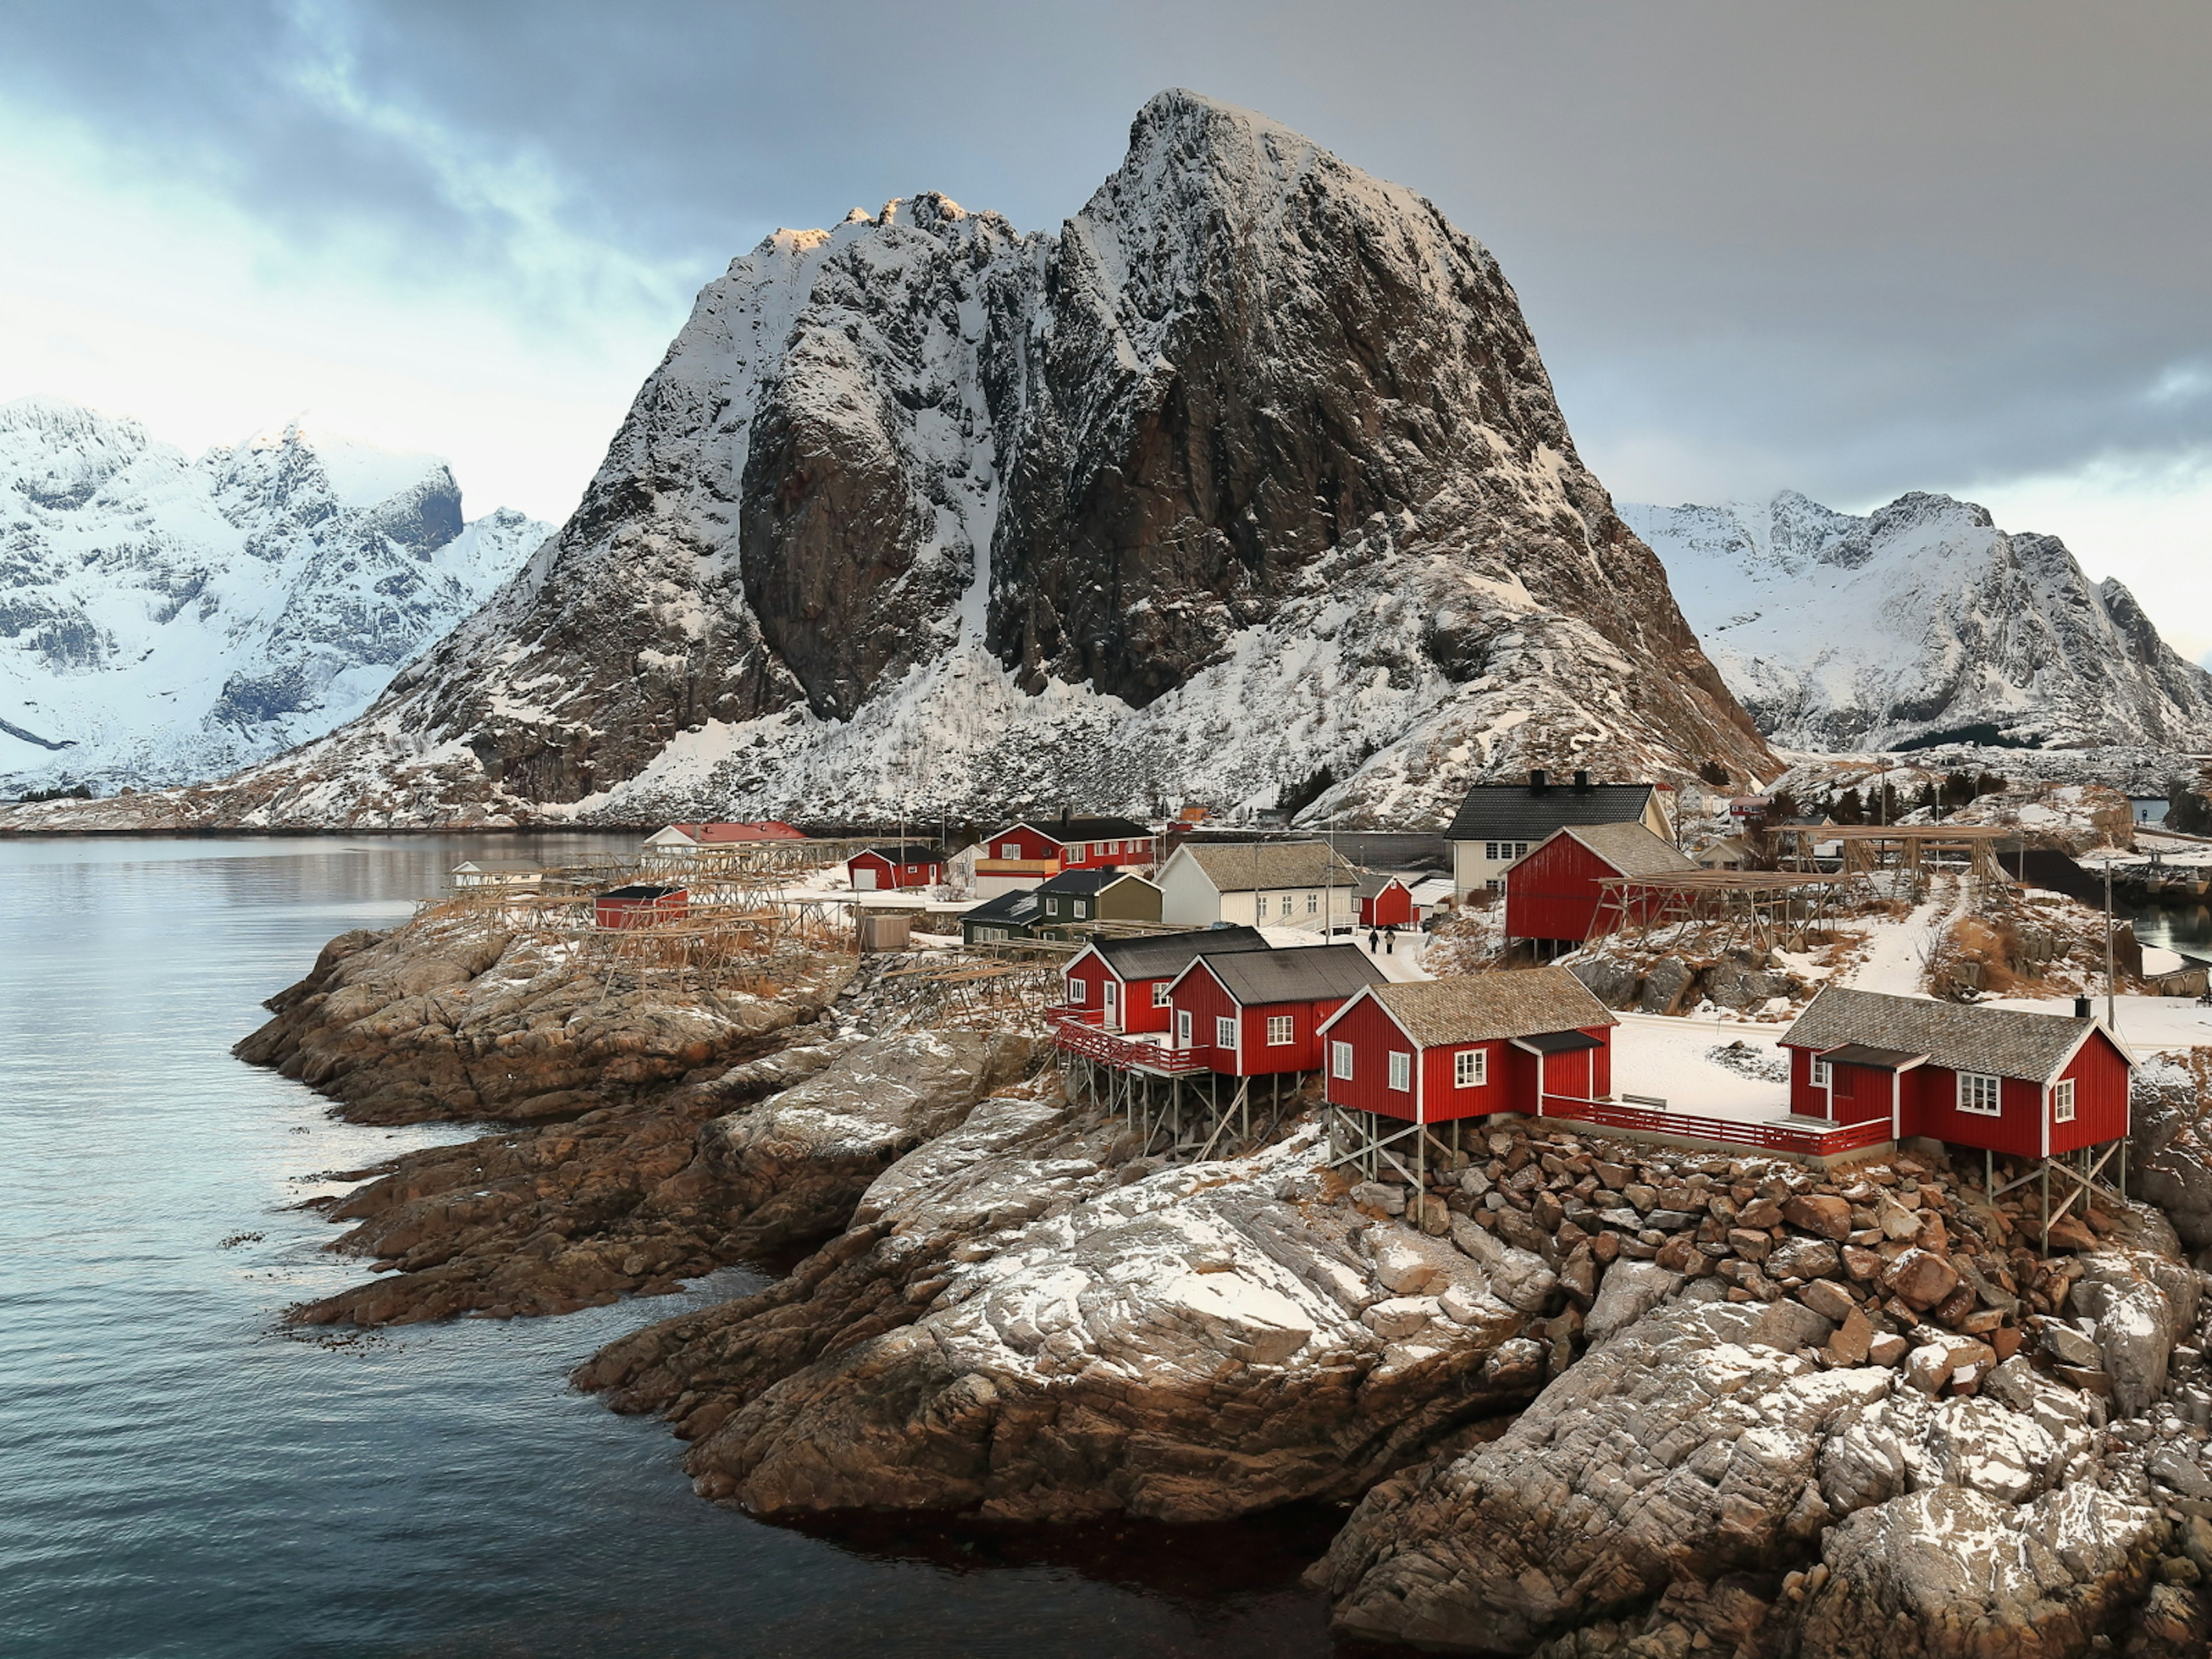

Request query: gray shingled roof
[
  {"left": 965, "top": 889, "right": 1039, "bottom": 927},
  {"left": 1188, "top": 944, "right": 1386, "bottom": 1005},
  {"left": 1556, "top": 821, "right": 1698, "bottom": 877},
  {"left": 1351, "top": 968, "right": 1618, "bottom": 1047},
  {"left": 1092, "top": 926, "right": 1270, "bottom": 980},
  {"left": 1782, "top": 987, "right": 2110, "bottom": 1084},
  {"left": 1176, "top": 841, "right": 1360, "bottom": 892},
  {"left": 1446, "top": 782, "right": 1656, "bottom": 842}
]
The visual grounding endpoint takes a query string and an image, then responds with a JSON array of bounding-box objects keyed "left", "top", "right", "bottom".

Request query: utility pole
[{"left": 2104, "top": 853, "right": 2117, "bottom": 1032}]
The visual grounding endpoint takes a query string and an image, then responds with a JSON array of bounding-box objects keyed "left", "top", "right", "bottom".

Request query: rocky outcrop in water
[{"left": 234, "top": 919, "right": 846, "bottom": 1124}]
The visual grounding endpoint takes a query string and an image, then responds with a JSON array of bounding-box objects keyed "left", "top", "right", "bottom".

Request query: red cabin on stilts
[
  {"left": 1503, "top": 821, "right": 1695, "bottom": 948},
  {"left": 1164, "top": 946, "right": 1387, "bottom": 1077}
]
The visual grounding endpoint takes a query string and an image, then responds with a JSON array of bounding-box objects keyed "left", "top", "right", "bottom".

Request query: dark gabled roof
[
  {"left": 1782, "top": 987, "right": 2120, "bottom": 1084},
  {"left": 1515, "top": 1029, "right": 1606, "bottom": 1055},
  {"left": 964, "top": 889, "right": 1039, "bottom": 927},
  {"left": 1355, "top": 871, "right": 1411, "bottom": 898},
  {"left": 859, "top": 843, "right": 942, "bottom": 863},
  {"left": 601, "top": 883, "right": 683, "bottom": 900},
  {"left": 1446, "top": 782, "right": 1657, "bottom": 843},
  {"left": 1185, "top": 944, "right": 1387, "bottom": 1006},
  {"left": 997, "top": 816, "right": 1153, "bottom": 845},
  {"left": 1091, "top": 926, "right": 1271, "bottom": 982},
  {"left": 1821, "top": 1043, "right": 1925, "bottom": 1071},
  {"left": 1338, "top": 968, "right": 1618, "bottom": 1047},
  {"left": 1036, "top": 867, "right": 1158, "bottom": 898}
]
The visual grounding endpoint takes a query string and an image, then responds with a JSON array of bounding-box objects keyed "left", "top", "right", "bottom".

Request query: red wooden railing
[
  {"left": 1050, "top": 1013, "right": 1209, "bottom": 1074},
  {"left": 1535, "top": 1095, "right": 1891, "bottom": 1157}
]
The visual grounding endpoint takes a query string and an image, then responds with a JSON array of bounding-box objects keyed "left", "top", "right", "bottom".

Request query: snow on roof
[{"left": 1175, "top": 841, "right": 1359, "bottom": 892}]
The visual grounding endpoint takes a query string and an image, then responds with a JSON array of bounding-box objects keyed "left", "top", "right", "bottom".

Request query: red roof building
[
  {"left": 1503, "top": 821, "right": 1696, "bottom": 945},
  {"left": 1319, "top": 969, "right": 1617, "bottom": 1126},
  {"left": 1779, "top": 987, "right": 2131, "bottom": 1158}
]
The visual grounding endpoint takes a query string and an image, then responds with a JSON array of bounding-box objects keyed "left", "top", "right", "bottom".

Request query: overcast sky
[{"left": 3, "top": 1, "right": 2207, "bottom": 656}]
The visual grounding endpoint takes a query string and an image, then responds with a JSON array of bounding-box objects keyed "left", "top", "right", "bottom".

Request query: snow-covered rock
[
  {"left": 1626, "top": 489, "right": 2212, "bottom": 753},
  {"left": 0, "top": 396, "right": 546, "bottom": 793},
  {"left": 43, "top": 90, "right": 1769, "bottom": 830}
]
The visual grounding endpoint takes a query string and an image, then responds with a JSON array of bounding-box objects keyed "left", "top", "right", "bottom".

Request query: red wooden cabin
[
  {"left": 978, "top": 815, "right": 1156, "bottom": 877},
  {"left": 847, "top": 843, "right": 944, "bottom": 891},
  {"left": 1357, "top": 874, "right": 1416, "bottom": 930},
  {"left": 1780, "top": 987, "right": 2131, "bottom": 1157},
  {"left": 1164, "top": 945, "right": 1387, "bottom": 1077},
  {"left": 594, "top": 884, "right": 688, "bottom": 929},
  {"left": 1504, "top": 821, "right": 1696, "bottom": 945},
  {"left": 1319, "top": 968, "right": 1617, "bottom": 1124},
  {"left": 1060, "top": 926, "right": 1270, "bottom": 1033}
]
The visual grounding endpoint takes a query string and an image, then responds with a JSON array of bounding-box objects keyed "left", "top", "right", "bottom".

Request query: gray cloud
[{"left": 5, "top": 0, "right": 2210, "bottom": 510}]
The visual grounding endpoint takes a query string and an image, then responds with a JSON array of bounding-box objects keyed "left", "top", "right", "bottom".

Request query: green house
[{"left": 1031, "top": 869, "right": 1164, "bottom": 940}]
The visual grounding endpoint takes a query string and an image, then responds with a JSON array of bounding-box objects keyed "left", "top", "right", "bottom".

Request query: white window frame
[
  {"left": 1957, "top": 1072, "right": 2002, "bottom": 1116},
  {"left": 1282, "top": 895, "right": 1294, "bottom": 918},
  {"left": 1388, "top": 1051, "right": 1411, "bottom": 1092},
  {"left": 2053, "top": 1078, "right": 2076, "bottom": 1123},
  {"left": 1073, "top": 899, "right": 1088, "bottom": 918},
  {"left": 1306, "top": 892, "right": 1319, "bottom": 915},
  {"left": 1065, "top": 976, "right": 1086, "bottom": 1004},
  {"left": 1332, "top": 1040, "right": 1354, "bottom": 1080},
  {"left": 977, "top": 926, "right": 1005, "bottom": 942},
  {"left": 1810, "top": 1057, "right": 1831, "bottom": 1088},
  {"left": 1486, "top": 878, "right": 1503, "bottom": 893},
  {"left": 1152, "top": 982, "right": 1171, "bottom": 1007},
  {"left": 1514, "top": 842, "right": 1529, "bottom": 858},
  {"left": 999, "top": 842, "right": 1018, "bottom": 858},
  {"left": 1176, "top": 1010, "right": 1192, "bottom": 1046},
  {"left": 1266, "top": 1014, "right": 1294, "bottom": 1046},
  {"left": 1485, "top": 842, "right": 1501, "bottom": 861},
  {"left": 1455, "top": 1048, "right": 1486, "bottom": 1088},
  {"left": 1215, "top": 1015, "right": 1238, "bottom": 1050}
]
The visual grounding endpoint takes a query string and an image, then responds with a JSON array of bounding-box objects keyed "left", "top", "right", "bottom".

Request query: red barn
[
  {"left": 1060, "top": 926, "right": 1270, "bottom": 1033},
  {"left": 594, "top": 884, "right": 687, "bottom": 929},
  {"left": 1504, "top": 821, "right": 1696, "bottom": 946},
  {"left": 1780, "top": 987, "right": 2131, "bottom": 1157},
  {"left": 1319, "top": 969, "right": 1617, "bottom": 1124},
  {"left": 847, "top": 843, "right": 944, "bottom": 891},
  {"left": 1357, "top": 873, "right": 1417, "bottom": 930},
  {"left": 1164, "top": 945, "right": 1387, "bottom": 1077}
]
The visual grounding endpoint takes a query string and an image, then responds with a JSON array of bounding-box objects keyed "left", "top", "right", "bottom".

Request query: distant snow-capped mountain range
[
  {"left": 0, "top": 396, "right": 547, "bottom": 794},
  {"left": 1625, "top": 490, "right": 2212, "bottom": 754}
]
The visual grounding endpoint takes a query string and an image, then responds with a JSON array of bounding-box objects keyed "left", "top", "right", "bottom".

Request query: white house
[
  {"left": 1445, "top": 771, "right": 1673, "bottom": 900},
  {"left": 1157, "top": 841, "right": 1363, "bottom": 929}
]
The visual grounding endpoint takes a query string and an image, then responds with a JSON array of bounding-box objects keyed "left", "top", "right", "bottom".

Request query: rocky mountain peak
[{"left": 57, "top": 94, "right": 1773, "bottom": 829}]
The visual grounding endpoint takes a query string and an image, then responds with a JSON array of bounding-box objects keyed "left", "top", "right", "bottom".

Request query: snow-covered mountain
[
  {"left": 1624, "top": 490, "right": 2212, "bottom": 753},
  {"left": 11, "top": 91, "right": 1771, "bottom": 831},
  {"left": 0, "top": 397, "right": 547, "bottom": 793}
]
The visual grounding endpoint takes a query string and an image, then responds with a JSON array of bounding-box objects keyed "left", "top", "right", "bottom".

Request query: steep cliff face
[
  {"left": 0, "top": 396, "right": 544, "bottom": 794},
  {"left": 1628, "top": 490, "right": 2212, "bottom": 753},
  {"left": 36, "top": 91, "right": 1770, "bottom": 829}
]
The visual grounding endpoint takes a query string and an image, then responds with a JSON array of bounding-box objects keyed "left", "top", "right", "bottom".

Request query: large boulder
[
  {"left": 2071, "top": 1243, "right": 2199, "bottom": 1417},
  {"left": 1791, "top": 1484, "right": 2162, "bottom": 1658}
]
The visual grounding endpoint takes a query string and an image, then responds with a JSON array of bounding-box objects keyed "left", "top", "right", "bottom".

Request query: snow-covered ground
[
  {"left": 1986, "top": 994, "right": 2212, "bottom": 1056},
  {"left": 1604, "top": 1014, "right": 1793, "bottom": 1124}
]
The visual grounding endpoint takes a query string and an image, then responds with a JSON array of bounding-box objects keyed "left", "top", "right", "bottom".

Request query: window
[
  {"left": 1282, "top": 895, "right": 1295, "bottom": 918},
  {"left": 1267, "top": 1015, "right": 1294, "bottom": 1045},
  {"left": 1388, "top": 1051, "right": 1411, "bottom": 1092},
  {"left": 1515, "top": 842, "right": 1529, "bottom": 858},
  {"left": 1306, "top": 892, "right": 1319, "bottom": 915},
  {"left": 1958, "top": 1073, "right": 2002, "bottom": 1116},
  {"left": 1485, "top": 842, "right": 1501, "bottom": 861},
  {"left": 1215, "top": 1016, "right": 1238, "bottom": 1049},
  {"left": 1045, "top": 899, "right": 1060, "bottom": 916},
  {"left": 1176, "top": 1010, "right": 1192, "bottom": 1046},
  {"left": 1073, "top": 900, "right": 1088, "bottom": 918},
  {"left": 976, "top": 927, "right": 1005, "bottom": 942},
  {"left": 1152, "top": 982, "right": 1171, "bottom": 1007},
  {"left": 2054, "top": 1079, "right": 2076, "bottom": 1123},
  {"left": 999, "top": 842, "right": 1018, "bottom": 858},
  {"left": 1486, "top": 878, "right": 1503, "bottom": 893},
  {"left": 1455, "top": 1048, "right": 1487, "bottom": 1088},
  {"left": 1066, "top": 976, "right": 1086, "bottom": 1003},
  {"left": 1332, "top": 1040, "right": 1354, "bottom": 1079},
  {"left": 1810, "top": 1057, "right": 1831, "bottom": 1088}
]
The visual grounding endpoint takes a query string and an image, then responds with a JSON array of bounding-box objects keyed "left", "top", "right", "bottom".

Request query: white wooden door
[{"left": 1103, "top": 979, "right": 1120, "bottom": 1031}]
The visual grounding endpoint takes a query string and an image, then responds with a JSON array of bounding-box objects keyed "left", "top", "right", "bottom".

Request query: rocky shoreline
[{"left": 244, "top": 912, "right": 2212, "bottom": 1655}]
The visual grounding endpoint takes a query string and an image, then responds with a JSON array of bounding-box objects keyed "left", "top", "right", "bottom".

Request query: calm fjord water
[{"left": 0, "top": 837, "right": 1335, "bottom": 1659}]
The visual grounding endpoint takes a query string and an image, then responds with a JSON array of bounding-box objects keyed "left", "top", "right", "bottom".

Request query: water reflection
[{"left": 0, "top": 835, "right": 1345, "bottom": 1659}]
